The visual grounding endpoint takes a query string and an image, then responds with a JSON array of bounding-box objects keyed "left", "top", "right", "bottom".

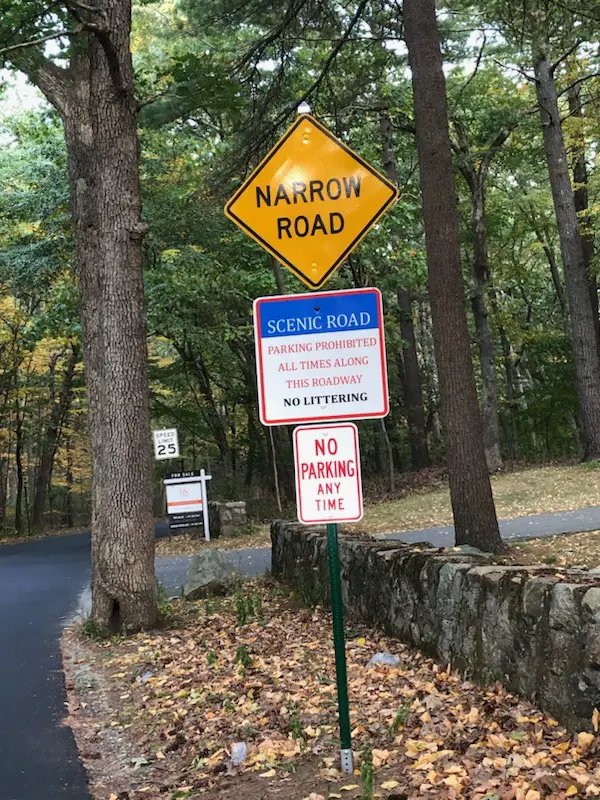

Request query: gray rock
[
  {"left": 450, "top": 545, "right": 491, "bottom": 557},
  {"left": 183, "top": 549, "right": 240, "bottom": 600},
  {"left": 549, "top": 583, "right": 580, "bottom": 631},
  {"left": 523, "top": 577, "right": 556, "bottom": 618},
  {"left": 583, "top": 588, "right": 600, "bottom": 617}
]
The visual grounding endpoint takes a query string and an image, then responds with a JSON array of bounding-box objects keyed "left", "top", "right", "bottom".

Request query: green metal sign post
[{"left": 327, "top": 521, "right": 353, "bottom": 774}]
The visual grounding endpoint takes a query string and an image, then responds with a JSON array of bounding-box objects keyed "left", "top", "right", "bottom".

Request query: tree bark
[
  {"left": 32, "top": 343, "right": 79, "bottom": 529},
  {"left": 396, "top": 288, "right": 431, "bottom": 468},
  {"left": 14, "top": 2, "right": 157, "bottom": 630},
  {"left": 379, "top": 109, "right": 431, "bottom": 469},
  {"left": 568, "top": 84, "right": 600, "bottom": 353},
  {"left": 463, "top": 169, "right": 503, "bottom": 472},
  {"left": 534, "top": 54, "right": 600, "bottom": 459},
  {"left": 14, "top": 398, "right": 23, "bottom": 536},
  {"left": 453, "top": 121, "right": 511, "bottom": 473},
  {"left": 403, "top": 0, "right": 503, "bottom": 552}
]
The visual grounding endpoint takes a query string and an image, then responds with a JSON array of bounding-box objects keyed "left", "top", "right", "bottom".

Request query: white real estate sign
[
  {"left": 253, "top": 287, "right": 388, "bottom": 426},
  {"left": 163, "top": 470, "right": 212, "bottom": 540},
  {"left": 153, "top": 428, "right": 180, "bottom": 460},
  {"left": 293, "top": 423, "right": 363, "bottom": 524}
]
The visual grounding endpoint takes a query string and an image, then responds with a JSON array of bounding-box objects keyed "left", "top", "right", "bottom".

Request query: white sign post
[
  {"left": 293, "top": 423, "right": 363, "bottom": 524},
  {"left": 254, "top": 287, "right": 388, "bottom": 426},
  {"left": 153, "top": 428, "right": 180, "bottom": 460}
]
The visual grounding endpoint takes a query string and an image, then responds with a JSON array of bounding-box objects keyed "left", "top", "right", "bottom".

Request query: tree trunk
[
  {"left": 14, "top": 399, "right": 23, "bottom": 536},
  {"left": 379, "top": 109, "right": 431, "bottom": 469},
  {"left": 568, "top": 84, "right": 600, "bottom": 353},
  {"left": 21, "top": 2, "right": 157, "bottom": 630},
  {"left": 396, "top": 288, "right": 431, "bottom": 468},
  {"left": 453, "top": 123, "right": 512, "bottom": 473},
  {"left": 403, "top": 0, "right": 503, "bottom": 552},
  {"left": 32, "top": 344, "right": 78, "bottom": 529},
  {"left": 64, "top": 432, "right": 74, "bottom": 529},
  {"left": 468, "top": 176, "right": 502, "bottom": 472},
  {"left": 534, "top": 54, "right": 600, "bottom": 459}
]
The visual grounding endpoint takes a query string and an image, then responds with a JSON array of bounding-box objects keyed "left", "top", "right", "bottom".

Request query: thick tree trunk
[
  {"left": 534, "top": 54, "right": 600, "bottom": 459},
  {"left": 32, "top": 344, "right": 78, "bottom": 529},
  {"left": 53, "top": 5, "right": 156, "bottom": 631},
  {"left": 568, "top": 84, "right": 600, "bottom": 353},
  {"left": 403, "top": 0, "right": 503, "bottom": 552},
  {"left": 379, "top": 109, "right": 431, "bottom": 469}
]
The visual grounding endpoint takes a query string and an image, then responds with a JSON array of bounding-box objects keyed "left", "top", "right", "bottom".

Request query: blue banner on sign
[{"left": 257, "top": 290, "right": 380, "bottom": 339}]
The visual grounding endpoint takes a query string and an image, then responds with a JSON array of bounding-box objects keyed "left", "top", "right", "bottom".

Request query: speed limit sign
[{"left": 153, "top": 428, "right": 180, "bottom": 460}]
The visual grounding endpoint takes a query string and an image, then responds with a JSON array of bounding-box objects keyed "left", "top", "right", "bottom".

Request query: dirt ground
[{"left": 63, "top": 580, "right": 600, "bottom": 800}]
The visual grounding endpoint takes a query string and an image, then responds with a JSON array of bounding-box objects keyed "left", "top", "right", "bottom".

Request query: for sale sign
[
  {"left": 293, "top": 423, "right": 363, "bottom": 524},
  {"left": 253, "top": 287, "right": 388, "bottom": 425}
]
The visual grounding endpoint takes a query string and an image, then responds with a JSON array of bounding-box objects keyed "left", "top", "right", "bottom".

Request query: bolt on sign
[
  {"left": 254, "top": 287, "right": 389, "bottom": 425},
  {"left": 293, "top": 423, "right": 363, "bottom": 524},
  {"left": 225, "top": 114, "right": 399, "bottom": 289}
]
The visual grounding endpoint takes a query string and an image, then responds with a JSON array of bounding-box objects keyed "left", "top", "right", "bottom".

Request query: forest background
[{"left": 0, "top": 0, "right": 598, "bottom": 537}]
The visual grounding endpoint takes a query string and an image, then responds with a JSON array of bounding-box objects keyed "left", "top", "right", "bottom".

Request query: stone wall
[
  {"left": 271, "top": 521, "right": 600, "bottom": 731},
  {"left": 208, "top": 501, "right": 247, "bottom": 538}
]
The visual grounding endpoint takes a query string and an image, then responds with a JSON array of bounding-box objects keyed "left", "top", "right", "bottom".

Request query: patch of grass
[
  {"left": 390, "top": 702, "right": 411, "bottom": 734},
  {"left": 349, "top": 464, "right": 600, "bottom": 535},
  {"left": 510, "top": 529, "right": 600, "bottom": 568},
  {"left": 234, "top": 644, "right": 253, "bottom": 669},
  {"left": 78, "top": 617, "right": 103, "bottom": 640},
  {"left": 287, "top": 705, "right": 307, "bottom": 744},
  {"left": 157, "top": 583, "right": 174, "bottom": 619},
  {"left": 360, "top": 747, "right": 374, "bottom": 800},
  {"left": 235, "top": 587, "right": 263, "bottom": 625}
]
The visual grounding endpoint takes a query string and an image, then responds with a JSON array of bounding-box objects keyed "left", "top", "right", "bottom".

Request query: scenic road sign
[
  {"left": 293, "top": 423, "right": 363, "bottom": 524},
  {"left": 225, "top": 114, "right": 398, "bottom": 289},
  {"left": 153, "top": 428, "right": 179, "bottom": 460},
  {"left": 253, "top": 287, "right": 389, "bottom": 425}
]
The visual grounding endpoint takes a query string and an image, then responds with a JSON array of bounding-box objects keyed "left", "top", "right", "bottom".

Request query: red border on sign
[
  {"left": 253, "top": 287, "right": 389, "bottom": 426},
  {"left": 294, "top": 423, "right": 363, "bottom": 524}
]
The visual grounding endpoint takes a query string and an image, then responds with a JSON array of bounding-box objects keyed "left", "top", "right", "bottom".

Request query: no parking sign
[{"left": 293, "top": 423, "right": 363, "bottom": 524}]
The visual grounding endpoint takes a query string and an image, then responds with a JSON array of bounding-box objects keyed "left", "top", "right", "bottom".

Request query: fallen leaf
[
  {"left": 381, "top": 781, "right": 399, "bottom": 790},
  {"left": 260, "top": 769, "right": 276, "bottom": 778},
  {"left": 593, "top": 708, "right": 600, "bottom": 733},
  {"left": 566, "top": 787, "right": 579, "bottom": 797},
  {"left": 340, "top": 785, "right": 359, "bottom": 791},
  {"left": 577, "top": 732, "right": 595, "bottom": 751}
]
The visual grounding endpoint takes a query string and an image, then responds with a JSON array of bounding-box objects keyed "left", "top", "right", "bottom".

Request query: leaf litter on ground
[{"left": 64, "top": 579, "right": 600, "bottom": 799}]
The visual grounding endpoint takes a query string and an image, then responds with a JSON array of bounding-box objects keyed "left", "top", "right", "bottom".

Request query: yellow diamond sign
[{"left": 225, "top": 114, "right": 399, "bottom": 289}]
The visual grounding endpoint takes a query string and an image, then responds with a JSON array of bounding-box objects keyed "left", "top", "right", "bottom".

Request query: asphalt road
[
  {"left": 3, "top": 504, "right": 600, "bottom": 799},
  {"left": 384, "top": 504, "right": 600, "bottom": 548}
]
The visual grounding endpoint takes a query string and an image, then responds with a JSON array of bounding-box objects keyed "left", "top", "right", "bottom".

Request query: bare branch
[
  {"left": 456, "top": 32, "right": 487, "bottom": 99},
  {"left": 4, "top": 46, "right": 72, "bottom": 115},
  {"left": 0, "top": 28, "right": 80, "bottom": 56},
  {"left": 492, "top": 58, "right": 536, "bottom": 83},
  {"left": 550, "top": 40, "right": 582, "bottom": 75},
  {"left": 557, "top": 72, "right": 600, "bottom": 99}
]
